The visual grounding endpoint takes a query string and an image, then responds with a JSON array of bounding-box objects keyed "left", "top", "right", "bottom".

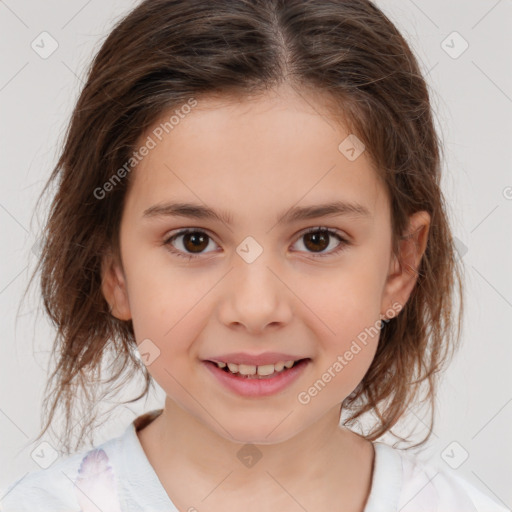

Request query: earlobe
[
  {"left": 101, "top": 251, "right": 132, "bottom": 321},
  {"left": 381, "top": 211, "right": 430, "bottom": 317}
]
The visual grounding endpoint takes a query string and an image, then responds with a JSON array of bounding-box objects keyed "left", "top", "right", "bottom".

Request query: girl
[{"left": 1, "top": 0, "right": 508, "bottom": 511}]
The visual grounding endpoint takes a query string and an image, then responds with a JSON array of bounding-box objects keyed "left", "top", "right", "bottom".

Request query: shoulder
[
  {"left": 0, "top": 432, "right": 124, "bottom": 512},
  {"left": 371, "top": 442, "right": 510, "bottom": 512}
]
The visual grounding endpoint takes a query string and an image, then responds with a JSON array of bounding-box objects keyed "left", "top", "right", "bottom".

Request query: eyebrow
[{"left": 142, "top": 200, "right": 371, "bottom": 225}]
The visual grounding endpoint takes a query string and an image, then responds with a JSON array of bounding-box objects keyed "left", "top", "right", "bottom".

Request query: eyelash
[{"left": 162, "top": 227, "right": 350, "bottom": 261}]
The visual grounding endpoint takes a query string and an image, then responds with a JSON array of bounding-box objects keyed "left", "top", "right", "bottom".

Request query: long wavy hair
[{"left": 25, "top": 0, "right": 463, "bottom": 453}]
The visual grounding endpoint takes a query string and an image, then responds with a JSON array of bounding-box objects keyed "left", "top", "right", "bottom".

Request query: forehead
[{"left": 125, "top": 86, "right": 388, "bottom": 225}]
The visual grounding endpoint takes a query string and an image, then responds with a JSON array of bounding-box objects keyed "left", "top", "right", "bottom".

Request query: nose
[{"left": 216, "top": 256, "right": 293, "bottom": 335}]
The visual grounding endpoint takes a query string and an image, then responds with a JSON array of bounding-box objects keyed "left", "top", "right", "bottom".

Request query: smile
[{"left": 203, "top": 358, "right": 311, "bottom": 397}]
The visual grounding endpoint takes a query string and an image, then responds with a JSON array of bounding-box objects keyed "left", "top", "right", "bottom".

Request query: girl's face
[{"left": 103, "top": 85, "right": 427, "bottom": 444}]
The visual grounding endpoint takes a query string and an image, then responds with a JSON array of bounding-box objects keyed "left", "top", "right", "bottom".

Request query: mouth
[
  {"left": 205, "top": 358, "right": 311, "bottom": 379},
  {"left": 203, "top": 357, "right": 311, "bottom": 397}
]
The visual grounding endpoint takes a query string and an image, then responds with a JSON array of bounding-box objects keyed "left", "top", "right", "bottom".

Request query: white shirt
[{"left": 1, "top": 409, "right": 509, "bottom": 512}]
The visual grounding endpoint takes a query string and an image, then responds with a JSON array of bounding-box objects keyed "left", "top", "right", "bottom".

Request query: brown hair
[{"left": 27, "top": 0, "right": 463, "bottom": 453}]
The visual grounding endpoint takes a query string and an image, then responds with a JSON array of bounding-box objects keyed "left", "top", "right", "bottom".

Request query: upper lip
[{"left": 205, "top": 352, "right": 310, "bottom": 366}]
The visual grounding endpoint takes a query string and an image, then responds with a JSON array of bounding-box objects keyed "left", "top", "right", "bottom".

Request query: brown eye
[
  {"left": 292, "top": 227, "right": 349, "bottom": 257},
  {"left": 164, "top": 226, "right": 349, "bottom": 261},
  {"left": 164, "top": 229, "right": 218, "bottom": 259},
  {"left": 181, "top": 232, "right": 209, "bottom": 253},
  {"left": 303, "top": 230, "right": 330, "bottom": 253}
]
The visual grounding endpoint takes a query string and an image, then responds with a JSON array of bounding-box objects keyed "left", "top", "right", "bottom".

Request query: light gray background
[{"left": 1, "top": 0, "right": 511, "bottom": 507}]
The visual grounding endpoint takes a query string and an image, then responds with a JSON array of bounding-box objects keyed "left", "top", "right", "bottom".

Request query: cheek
[
  {"left": 125, "top": 270, "right": 209, "bottom": 396},
  {"left": 292, "top": 263, "right": 384, "bottom": 393},
  {"left": 124, "top": 254, "right": 213, "bottom": 361},
  {"left": 297, "top": 262, "right": 385, "bottom": 337},
  {"left": 303, "top": 287, "right": 381, "bottom": 402}
]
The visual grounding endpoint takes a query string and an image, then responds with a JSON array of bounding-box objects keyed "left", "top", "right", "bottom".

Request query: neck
[{"left": 137, "top": 398, "right": 375, "bottom": 510}]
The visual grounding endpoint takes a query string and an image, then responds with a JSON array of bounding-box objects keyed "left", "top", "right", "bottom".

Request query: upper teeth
[{"left": 216, "top": 360, "right": 296, "bottom": 376}]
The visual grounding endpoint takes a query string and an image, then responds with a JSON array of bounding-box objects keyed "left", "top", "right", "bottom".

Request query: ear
[
  {"left": 380, "top": 210, "right": 430, "bottom": 317},
  {"left": 101, "top": 249, "right": 132, "bottom": 321}
]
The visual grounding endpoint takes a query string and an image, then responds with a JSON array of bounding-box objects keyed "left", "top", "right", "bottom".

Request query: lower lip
[{"left": 203, "top": 359, "right": 310, "bottom": 398}]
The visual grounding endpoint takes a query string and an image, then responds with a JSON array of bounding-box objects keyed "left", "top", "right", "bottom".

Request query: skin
[{"left": 102, "top": 84, "right": 430, "bottom": 511}]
